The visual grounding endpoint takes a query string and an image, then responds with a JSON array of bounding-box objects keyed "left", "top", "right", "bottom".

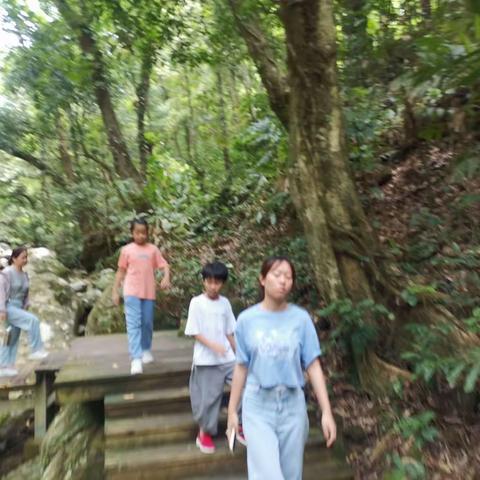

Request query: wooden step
[{"left": 105, "top": 386, "right": 191, "bottom": 418}]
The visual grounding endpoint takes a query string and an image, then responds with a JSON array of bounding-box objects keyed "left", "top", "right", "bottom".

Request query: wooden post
[{"left": 34, "top": 371, "right": 54, "bottom": 441}]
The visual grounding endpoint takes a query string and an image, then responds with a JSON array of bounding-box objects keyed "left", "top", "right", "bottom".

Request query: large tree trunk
[
  {"left": 279, "top": 0, "right": 379, "bottom": 304},
  {"left": 55, "top": 0, "right": 142, "bottom": 185}
]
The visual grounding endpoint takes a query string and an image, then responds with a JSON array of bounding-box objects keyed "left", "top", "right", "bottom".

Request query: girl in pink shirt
[{"left": 112, "top": 218, "right": 171, "bottom": 375}]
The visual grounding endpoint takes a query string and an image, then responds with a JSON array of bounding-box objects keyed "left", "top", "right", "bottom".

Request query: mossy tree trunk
[{"left": 278, "top": 0, "right": 392, "bottom": 307}]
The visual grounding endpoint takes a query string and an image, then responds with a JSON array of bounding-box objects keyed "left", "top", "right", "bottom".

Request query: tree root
[{"left": 358, "top": 349, "right": 412, "bottom": 396}]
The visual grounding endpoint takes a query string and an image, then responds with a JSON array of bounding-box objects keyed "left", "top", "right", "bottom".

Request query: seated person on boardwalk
[
  {"left": 0, "top": 247, "right": 49, "bottom": 377},
  {"left": 227, "top": 256, "right": 337, "bottom": 480},
  {"left": 185, "top": 261, "right": 246, "bottom": 454},
  {"left": 112, "top": 218, "right": 171, "bottom": 375}
]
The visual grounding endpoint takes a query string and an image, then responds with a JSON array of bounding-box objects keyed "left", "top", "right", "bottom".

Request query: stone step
[
  {"left": 105, "top": 436, "right": 351, "bottom": 480},
  {"left": 187, "top": 459, "right": 354, "bottom": 480},
  {"left": 105, "top": 406, "right": 335, "bottom": 452},
  {"left": 105, "top": 438, "right": 247, "bottom": 480},
  {"left": 303, "top": 460, "right": 354, "bottom": 480},
  {"left": 105, "top": 411, "right": 200, "bottom": 449},
  {"left": 105, "top": 386, "right": 191, "bottom": 418}
]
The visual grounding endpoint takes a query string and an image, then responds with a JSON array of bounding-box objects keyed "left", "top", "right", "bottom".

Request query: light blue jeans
[
  {"left": 124, "top": 296, "right": 155, "bottom": 360},
  {"left": 242, "top": 382, "right": 309, "bottom": 480},
  {"left": 0, "top": 300, "right": 44, "bottom": 367}
]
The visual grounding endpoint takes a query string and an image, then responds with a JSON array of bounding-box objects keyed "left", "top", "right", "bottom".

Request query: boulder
[
  {"left": 2, "top": 457, "right": 41, "bottom": 480},
  {"left": 69, "top": 280, "right": 88, "bottom": 293},
  {"left": 85, "top": 279, "right": 125, "bottom": 335},
  {"left": 40, "top": 403, "right": 104, "bottom": 480}
]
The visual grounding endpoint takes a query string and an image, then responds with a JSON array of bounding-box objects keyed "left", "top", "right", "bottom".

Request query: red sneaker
[
  {"left": 196, "top": 431, "right": 215, "bottom": 454},
  {"left": 236, "top": 425, "right": 247, "bottom": 446}
]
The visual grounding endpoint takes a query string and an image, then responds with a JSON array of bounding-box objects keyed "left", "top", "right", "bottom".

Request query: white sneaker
[
  {"left": 28, "top": 349, "right": 49, "bottom": 360},
  {"left": 130, "top": 359, "right": 143, "bottom": 375},
  {"left": 142, "top": 351, "right": 154, "bottom": 364},
  {"left": 0, "top": 367, "right": 18, "bottom": 377}
]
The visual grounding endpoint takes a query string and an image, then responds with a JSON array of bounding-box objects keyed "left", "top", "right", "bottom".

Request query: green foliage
[
  {"left": 384, "top": 411, "right": 438, "bottom": 480},
  {"left": 402, "top": 317, "right": 480, "bottom": 393},
  {"left": 385, "top": 454, "right": 427, "bottom": 480},
  {"left": 452, "top": 146, "right": 480, "bottom": 182},
  {"left": 319, "top": 299, "right": 394, "bottom": 357},
  {"left": 395, "top": 410, "right": 438, "bottom": 450},
  {"left": 0, "top": 0, "right": 291, "bottom": 271},
  {"left": 400, "top": 283, "right": 438, "bottom": 307},
  {"left": 343, "top": 87, "right": 397, "bottom": 170}
]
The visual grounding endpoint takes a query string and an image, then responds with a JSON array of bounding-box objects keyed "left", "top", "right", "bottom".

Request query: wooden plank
[
  {"left": 34, "top": 372, "right": 49, "bottom": 440},
  {"left": 0, "top": 364, "right": 36, "bottom": 390},
  {"left": 55, "top": 331, "right": 192, "bottom": 383},
  {"left": 66, "top": 331, "right": 192, "bottom": 360},
  {"left": 34, "top": 351, "right": 69, "bottom": 372},
  {"left": 0, "top": 351, "right": 68, "bottom": 392},
  {"left": 56, "top": 352, "right": 192, "bottom": 384},
  {"left": 1, "top": 331, "right": 193, "bottom": 404}
]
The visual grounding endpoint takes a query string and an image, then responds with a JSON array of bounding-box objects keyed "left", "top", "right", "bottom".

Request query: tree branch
[
  {"left": 54, "top": 0, "right": 142, "bottom": 184},
  {"left": 227, "top": 0, "right": 289, "bottom": 129},
  {"left": 1, "top": 147, "right": 66, "bottom": 186}
]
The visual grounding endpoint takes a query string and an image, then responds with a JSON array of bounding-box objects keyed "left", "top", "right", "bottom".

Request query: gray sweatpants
[{"left": 189, "top": 361, "right": 241, "bottom": 435}]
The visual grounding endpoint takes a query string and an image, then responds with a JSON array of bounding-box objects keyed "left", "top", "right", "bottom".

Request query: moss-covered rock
[
  {"left": 86, "top": 281, "right": 125, "bottom": 335},
  {"left": 27, "top": 248, "right": 70, "bottom": 278},
  {"left": 40, "top": 403, "right": 104, "bottom": 480},
  {"left": 2, "top": 456, "right": 41, "bottom": 480}
]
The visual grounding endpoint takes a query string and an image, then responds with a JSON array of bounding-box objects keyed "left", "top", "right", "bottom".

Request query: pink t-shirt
[{"left": 118, "top": 242, "right": 168, "bottom": 300}]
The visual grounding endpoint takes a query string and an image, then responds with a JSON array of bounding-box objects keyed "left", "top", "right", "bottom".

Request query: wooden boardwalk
[
  {"left": 55, "top": 331, "right": 193, "bottom": 404},
  {"left": 1, "top": 331, "right": 353, "bottom": 479}
]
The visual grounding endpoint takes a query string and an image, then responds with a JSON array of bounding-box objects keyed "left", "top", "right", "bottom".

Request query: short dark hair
[
  {"left": 130, "top": 217, "right": 148, "bottom": 232},
  {"left": 9, "top": 246, "right": 28, "bottom": 266},
  {"left": 259, "top": 256, "right": 296, "bottom": 298},
  {"left": 201, "top": 261, "right": 229, "bottom": 282}
]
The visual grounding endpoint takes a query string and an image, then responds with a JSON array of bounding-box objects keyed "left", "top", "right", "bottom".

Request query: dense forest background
[{"left": 0, "top": 0, "right": 479, "bottom": 477}]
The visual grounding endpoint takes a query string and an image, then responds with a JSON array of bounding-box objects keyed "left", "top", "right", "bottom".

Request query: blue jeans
[
  {"left": 0, "top": 300, "right": 44, "bottom": 367},
  {"left": 242, "top": 383, "right": 309, "bottom": 480},
  {"left": 124, "top": 296, "right": 155, "bottom": 360}
]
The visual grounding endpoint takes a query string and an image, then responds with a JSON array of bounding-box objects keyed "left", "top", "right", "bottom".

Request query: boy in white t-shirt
[{"left": 185, "top": 261, "right": 245, "bottom": 454}]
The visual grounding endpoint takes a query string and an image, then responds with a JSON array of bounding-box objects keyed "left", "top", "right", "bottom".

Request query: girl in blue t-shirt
[{"left": 227, "top": 256, "right": 336, "bottom": 480}]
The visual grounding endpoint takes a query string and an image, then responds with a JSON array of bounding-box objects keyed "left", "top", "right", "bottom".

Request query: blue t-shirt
[{"left": 235, "top": 303, "right": 321, "bottom": 388}]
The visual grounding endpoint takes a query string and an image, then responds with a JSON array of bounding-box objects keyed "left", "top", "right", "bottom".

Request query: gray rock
[
  {"left": 92, "top": 268, "right": 115, "bottom": 291},
  {"left": 70, "top": 280, "right": 88, "bottom": 293}
]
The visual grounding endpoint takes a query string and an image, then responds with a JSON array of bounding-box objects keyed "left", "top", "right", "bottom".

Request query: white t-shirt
[{"left": 185, "top": 294, "right": 236, "bottom": 366}]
